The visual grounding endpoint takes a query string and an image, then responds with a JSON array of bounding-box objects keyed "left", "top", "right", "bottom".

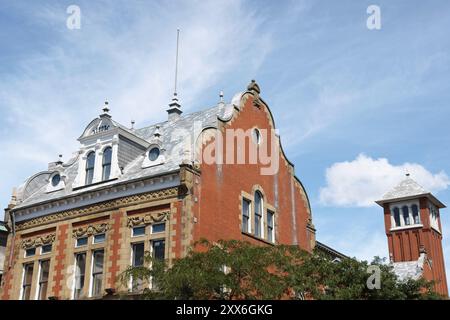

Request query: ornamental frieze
[
  {"left": 21, "top": 233, "right": 56, "bottom": 249},
  {"left": 72, "top": 223, "right": 109, "bottom": 238},
  {"left": 127, "top": 211, "right": 170, "bottom": 227},
  {"left": 15, "top": 187, "right": 178, "bottom": 231}
]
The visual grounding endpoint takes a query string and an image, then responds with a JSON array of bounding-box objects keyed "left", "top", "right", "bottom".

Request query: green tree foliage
[{"left": 119, "top": 239, "right": 443, "bottom": 300}]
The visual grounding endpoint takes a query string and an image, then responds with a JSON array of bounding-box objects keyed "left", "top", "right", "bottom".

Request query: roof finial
[
  {"left": 219, "top": 91, "right": 224, "bottom": 103},
  {"left": 131, "top": 120, "right": 135, "bottom": 130},
  {"left": 167, "top": 29, "right": 183, "bottom": 120},
  {"left": 56, "top": 154, "right": 63, "bottom": 165},
  {"left": 102, "top": 101, "right": 110, "bottom": 114},
  {"left": 405, "top": 169, "right": 410, "bottom": 178}
]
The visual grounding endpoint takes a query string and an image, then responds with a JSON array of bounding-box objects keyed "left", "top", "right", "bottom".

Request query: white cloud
[{"left": 319, "top": 153, "right": 450, "bottom": 207}]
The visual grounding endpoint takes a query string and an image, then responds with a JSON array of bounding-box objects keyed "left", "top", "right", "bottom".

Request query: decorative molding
[
  {"left": 127, "top": 211, "right": 170, "bottom": 227},
  {"left": 21, "top": 233, "right": 56, "bottom": 249},
  {"left": 15, "top": 187, "right": 178, "bottom": 231},
  {"left": 72, "top": 223, "right": 109, "bottom": 238}
]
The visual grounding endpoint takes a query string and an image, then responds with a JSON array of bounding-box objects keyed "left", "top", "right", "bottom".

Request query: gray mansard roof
[
  {"left": 12, "top": 94, "right": 242, "bottom": 212},
  {"left": 375, "top": 176, "right": 445, "bottom": 208}
]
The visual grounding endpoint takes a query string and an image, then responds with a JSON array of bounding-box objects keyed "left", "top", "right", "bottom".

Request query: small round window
[
  {"left": 252, "top": 128, "right": 261, "bottom": 145},
  {"left": 51, "top": 174, "right": 61, "bottom": 187},
  {"left": 148, "top": 147, "right": 160, "bottom": 161}
]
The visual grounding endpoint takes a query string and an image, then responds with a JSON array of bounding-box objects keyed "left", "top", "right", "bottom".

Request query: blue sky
[{"left": 1, "top": 0, "right": 450, "bottom": 283}]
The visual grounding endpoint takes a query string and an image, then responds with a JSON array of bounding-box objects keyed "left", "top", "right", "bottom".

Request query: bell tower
[{"left": 376, "top": 174, "right": 448, "bottom": 296}]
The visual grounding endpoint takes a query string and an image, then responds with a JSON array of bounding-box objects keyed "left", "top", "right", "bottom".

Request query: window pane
[
  {"left": 42, "top": 244, "right": 52, "bottom": 254},
  {"left": 76, "top": 237, "right": 88, "bottom": 247},
  {"left": 132, "top": 243, "right": 145, "bottom": 267},
  {"left": 93, "top": 233, "right": 106, "bottom": 244},
  {"left": 393, "top": 207, "right": 401, "bottom": 227},
  {"left": 92, "top": 250, "right": 104, "bottom": 297},
  {"left": 267, "top": 211, "right": 274, "bottom": 243},
  {"left": 254, "top": 192, "right": 263, "bottom": 237},
  {"left": 22, "top": 263, "right": 34, "bottom": 300},
  {"left": 152, "top": 223, "right": 165, "bottom": 233},
  {"left": 402, "top": 206, "right": 410, "bottom": 225},
  {"left": 152, "top": 240, "right": 165, "bottom": 261},
  {"left": 25, "top": 248, "right": 36, "bottom": 257},
  {"left": 242, "top": 199, "right": 250, "bottom": 233},
  {"left": 102, "top": 147, "right": 112, "bottom": 165},
  {"left": 132, "top": 226, "right": 146, "bottom": 237},
  {"left": 149, "top": 147, "right": 160, "bottom": 161},
  {"left": 74, "top": 253, "right": 86, "bottom": 299},
  {"left": 85, "top": 152, "right": 95, "bottom": 185},
  {"left": 412, "top": 204, "right": 420, "bottom": 224},
  {"left": 38, "top": 260, "right": 50, "bottom": 300}
]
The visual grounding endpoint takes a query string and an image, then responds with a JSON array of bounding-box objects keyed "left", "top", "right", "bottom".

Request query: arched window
[
  {"left": 402, "top": 206, "right": 410, "bottom": 225},
  {"left": 254, "top": 191, "right": 263, "bottom": 237},
  {"left": 411, "top": 204, "right": 420, "bottom": 224},
  {"left": 102, "top": 147, "right": 112, "bottom": 181},
  {"left": 393, "top": 207, "right": 401, "bottom": 227},
  {"left": 85, "top": 151, "right": 95, "bottom": 185}
]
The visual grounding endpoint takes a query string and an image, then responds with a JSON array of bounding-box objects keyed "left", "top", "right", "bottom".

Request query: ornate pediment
[
  {"left": 127, "top": 211, "right": 170, "bottom": 227},
  {"left": 21, "top": 233, "right": 56, "bottom": 249},
  {"left": 72, "top": 223, "right": 109, "bottom": 238}
]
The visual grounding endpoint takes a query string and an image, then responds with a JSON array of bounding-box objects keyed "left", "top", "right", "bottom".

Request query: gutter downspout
[{"left": 8, "top": 211, "right": 16, "bottom": 269}]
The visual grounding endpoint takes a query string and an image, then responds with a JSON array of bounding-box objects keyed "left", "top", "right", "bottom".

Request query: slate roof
[
  {"left": 12, "top": 97, "right": 241, "bottom": 211},
  {"left": 375, "top": 176, "right": 446, "bottom": 208}
]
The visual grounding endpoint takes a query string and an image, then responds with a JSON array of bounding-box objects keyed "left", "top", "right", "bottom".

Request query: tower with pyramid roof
[{"left": 376, "top": 174, "right": 448, "bottom": 296}]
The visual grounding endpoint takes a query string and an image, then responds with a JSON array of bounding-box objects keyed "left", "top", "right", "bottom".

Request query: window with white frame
[
  {"left": 73, "top": 252, "right": 86, "bottom": 299},
  {"left": 254, "top": 191, "right": 263, "bottom": 238},
  {"left": 267, "top": 210, "right": 275, "bottom": 243},
  {"left": 102, "top": 147, "right": 112, "bottom": 181},
  {"left": 131, "top": 242, "right": 145, "bottom": 292},
  {"left": 390, "top": 201, "right": 422, "bottom": 229},
  {"left": 91, "top": 250, "right": 104, "bottom": 297},
  {"left": 429, "top": 203, "right": 440, "bottom": 231},
  {"left": 21, "top": 263, "right": 34, "bottom": 300},
  {"left": 85, "top": 151, "right": 96, "bottom": 185},
  {"left": 37, "top": 260, "right": 50, "bottom": 300},
  {"left": 242, "top": 198, "right": 251, "bottom": 233}
]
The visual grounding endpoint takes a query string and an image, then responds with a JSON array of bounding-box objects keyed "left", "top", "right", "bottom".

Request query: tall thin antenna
[{"left": 174, "top": 28, "right": 180, "bottom": 96}]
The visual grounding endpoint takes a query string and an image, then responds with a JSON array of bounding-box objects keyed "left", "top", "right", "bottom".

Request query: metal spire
[{"left": 173, "top": 28, "right": 180, "bottom": 98}]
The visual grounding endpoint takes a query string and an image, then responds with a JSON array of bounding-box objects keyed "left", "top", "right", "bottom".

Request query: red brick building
[
  {"left": 0, "top": 80, "right": 315, "bottom": 300},
  {"left": 376, "top": 174, "right": 448, "bottom": 296}
]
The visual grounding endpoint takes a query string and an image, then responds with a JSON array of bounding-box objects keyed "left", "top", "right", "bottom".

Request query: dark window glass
[
  {"left": 152, "top": 223, "right": 165, "bottom": 233},
  {"left": 93, "top": 233, "right": 106, "bottom": 244},
  {"left": 51, "top": 174, "right": 61, "bottom": 187},
  {"left": 393, "top": 207, "right": 401, "bottom": 227},
  {"left": 402, "top": 206, "right": 410, "bottom": 225},
  {"left": 267, "top": 210, "right": 274, "bottom": 243},
  {"left": 85, "top": 151, "right": 95, "bottom": 185},
  {"left": 25, "top": 248, "right": 36, "bottom": 257},
  {"left": 41, "top": 244, "right": 52, "bottom": 254},
  {"left": 102, "top": 147, "right": 112, "bottom": 181},
  {"left": 76, "top": 237, "right": 88, "bottom": 247},
  {"left": 242, "top": 199, "right": 250, "bottom": 233},
  {"left": 148, "top": 147, "right": 160, "bottom": 161},
  {"left": 254, "top": 191, "right": 263, "bottom": 237},
  {"left": 152, "top": 240, "right": 165, "bottom": 261},
  {"left": 74, "top": 253, "right": 86, "bottom": 299},
  {"left": 22, "top": 263, "right": 34, "bottom": 300},
  {"left": 38, "top": 260, "right": 50, "bottom": 300},
  {"left": 252, "top": 128, "right": 261, "bottom": 145},
  {"left": 412, "top": 204, "right": 420, "bottom": 224},
  {"left": 132, "top": 226, "right": 146, "bottom": 237},
  {"left": 132, "top": 243, "right": 145, "bottom": 292},
  {"left": 91, "top": 250, "right": 104, "bottom": 297}
]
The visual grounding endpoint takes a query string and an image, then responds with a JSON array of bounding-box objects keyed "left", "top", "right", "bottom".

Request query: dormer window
[
  {"left": 85, "top": 151, "right": 95, "bottom": 185},
  {"left": 148, "top": 147, "right": 160, "bottom": 161},
  {"left": 102, "top": 147, "right": 112, "bottom": 181},
  {"left": 51, "top": 174, "right": 61, "bottom": 187}
]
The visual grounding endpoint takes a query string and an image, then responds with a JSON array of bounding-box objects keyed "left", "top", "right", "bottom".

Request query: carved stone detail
[
  {"left": 127, "top": 211, "right": 170, "bottom": 227},
  {"left": 21, "top": 233, "right": 56, "bottom": 249},
  {"left": 247, "top": 80, "right": 262, "bottom": 108},
  {"left": 15, "top": 187, "right": 178, "bottom": 231},
  {"left": 72, "top": 223, "right": 109, "bottom": 239}
]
